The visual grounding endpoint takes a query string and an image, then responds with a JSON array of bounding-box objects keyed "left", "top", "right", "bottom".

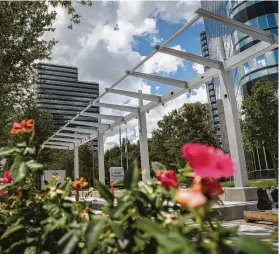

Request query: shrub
[{"left": 0, "top": 120, "right": 276, "bottom": 253}]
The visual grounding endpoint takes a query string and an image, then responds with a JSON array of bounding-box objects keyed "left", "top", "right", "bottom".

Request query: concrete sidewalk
[{"left": 222, "top": 220, "right": 278, "bottom": 249}]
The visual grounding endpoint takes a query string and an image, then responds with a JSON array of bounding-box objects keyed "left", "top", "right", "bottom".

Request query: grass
[{"left": 221, "top": 179, "right": 277, "bottom": 189}]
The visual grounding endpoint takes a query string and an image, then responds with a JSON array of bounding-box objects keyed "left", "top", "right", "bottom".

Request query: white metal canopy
[{"left": 42, "top": 8, "right": 278, "bottom": 188}]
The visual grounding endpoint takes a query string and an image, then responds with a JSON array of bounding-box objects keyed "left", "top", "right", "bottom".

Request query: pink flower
[
  {"left": 176, "top": 189, "right": 207, "bottom": 208},
  {"left": 182, "top": 143, "right": 234, "bottom": 179},
  {"left": 0, "top": 170, "right": 12, "bottom": 183},
  {"left": 155, "top": 170, "right": 178, "bottom": 189}
]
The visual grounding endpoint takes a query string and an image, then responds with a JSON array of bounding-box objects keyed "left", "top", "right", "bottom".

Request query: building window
[
  {"left": 209, "top": 91, "right": 215, "bottom": 96},
  {"left": 243, "top": 62, "right": 249, "bottom": 74},
  {"left": 256, "top": 55, "right": 266, "bottom": 68},
  {"left": 208, "top": 84, "right": 214, "bottom": 90},
  {"left": 265, "top": 51, "right": 276, "bottom": 66},
  {"left": 249, "top": 18, "right": 258, "bottom": 28},
  {"left": 258, "top": 15, "right": 268, "bottom": 29},
  {"left": 249, "top": 58, "right": 257, "bottom": 71},
  {"left": 274, "top": 49, "right": 278, "bottom": 63},
  {"left": 270, "top": 29, "right": 278, "bottom": 35},
  {"left": 267, "top": 14, "right": 277, "bottom": 27}
]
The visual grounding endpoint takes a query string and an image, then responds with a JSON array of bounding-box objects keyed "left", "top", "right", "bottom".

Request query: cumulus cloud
[
  {"left": 192, "top": 62, "right": 204, "bottom": 75},
  {"left": 44, "top": 1, "right": 204, "bottom": 149}
]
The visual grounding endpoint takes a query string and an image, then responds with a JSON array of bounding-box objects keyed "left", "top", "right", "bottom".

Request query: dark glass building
[
  {"left": 200, "top": 32, "right": 230, "bottom": 153},
  {"left": 36, "top": 63, "right": 99, "bottom": 131}
]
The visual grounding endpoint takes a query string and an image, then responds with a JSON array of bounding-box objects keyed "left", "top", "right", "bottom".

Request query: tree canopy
[{"left": 241, "top": 78, "right": 278, "bottom": 177}]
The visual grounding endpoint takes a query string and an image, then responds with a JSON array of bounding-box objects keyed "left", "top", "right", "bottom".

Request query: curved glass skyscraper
[{"left": 200, "top": 0, "right": 278, "bottom": 179}]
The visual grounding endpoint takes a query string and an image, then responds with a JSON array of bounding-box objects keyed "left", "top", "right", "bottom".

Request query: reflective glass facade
[
  {"left": 201, "top": 0, "right": 278, "bottom": 100},
  {"left": 200, "top": 0, "right": 278, "bottom": 177},
  {"left": 37, "top": 63, "right": 99, "bottom": 131}
]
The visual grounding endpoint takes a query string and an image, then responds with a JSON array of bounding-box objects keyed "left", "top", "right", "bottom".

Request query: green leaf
[
  {"left": 11, "top": 162, "right": 28, "bottom": 182},
  {"left": 0, "top": 147, "right": 19, "bottom": 156},
  {"left": 86, "top": 217, "right": 106, "bottom": 253},
  {"left": 26, "top": 160, "right": 44, "bottom": 171},
  {"left": 96, "top": 181, "right": 114, "bottom": 204},
  {"left": 60, "top": 179, "right": 72, "bottom": 198},
  {"left": 61, "top": 233, "right": 79, "bottom": 254},
  {"left": 1, "top": 224, "right": 24, "bottom": 239},
  {"left": 124, "top": 160, "right": 139, "bottom": 190},
  {"left": 110, "top": 221, "right": 124, "bottom": 239},
  {"left": 151, "top": 162, "right": 167, "bottom": 173},
  {"left": 234, "top": 236, "right": 277, "bottom": 254},
  {"left": 16, "top": 142, "right": 27, "bottom": 148},
  {"left": 135, "top": 217, "right": 165, "bottom": 238},
  {"left": 24, "top": 246, "right": 37, "bottom": 254}
]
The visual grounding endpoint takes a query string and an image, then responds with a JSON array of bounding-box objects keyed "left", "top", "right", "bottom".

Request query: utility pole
[
  {"left": 119, "top": 126, "right": 123, "bottom": 167},
  {"left": 92, "top": 142, "right": 95, "bottom": 188},
  {"left": 125, "top": 127, "right": 129, "bottom": 170}
]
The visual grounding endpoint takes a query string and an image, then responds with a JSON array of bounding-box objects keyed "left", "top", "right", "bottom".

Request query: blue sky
[
  {"left": 132, "top": 18, "right": 205, "bottom": 95},
  {"left": 47, "top": 1, "right": 208, "bottom": 148}
]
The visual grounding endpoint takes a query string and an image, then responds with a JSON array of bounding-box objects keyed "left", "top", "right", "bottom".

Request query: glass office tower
[
  {"left": 37, "top": 63, "right": 99, "bottom": 131},
  {"left": 200, "top": 0, "right": 278, "bottom": 179}
]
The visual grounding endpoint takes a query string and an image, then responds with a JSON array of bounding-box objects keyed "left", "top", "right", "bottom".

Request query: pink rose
[
  {"left": 182, "top": 143, "right": 235, "bottom": 179},
  {"left": 0, "top": 170, "right": 12, "bottom": 183}
]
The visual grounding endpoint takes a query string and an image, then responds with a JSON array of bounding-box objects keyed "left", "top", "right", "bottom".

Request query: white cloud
[
  {"left": 192, "top": 62, "right": 204, "bottom": 75},
  {"left": 44, "top": 1, "right": 204, "bottom": 150},
  {"left": 141, "top": 45, "right": 186, "bottom": 74}
]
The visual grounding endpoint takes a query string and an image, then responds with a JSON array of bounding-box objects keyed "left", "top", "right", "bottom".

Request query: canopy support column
[{"left": 138, "top": 90, "right": 150, "bottom": 182}]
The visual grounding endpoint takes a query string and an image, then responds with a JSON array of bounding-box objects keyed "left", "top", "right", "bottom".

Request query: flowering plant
[{"left": 0, "top": 121, "right": 276, "bottom": 253}]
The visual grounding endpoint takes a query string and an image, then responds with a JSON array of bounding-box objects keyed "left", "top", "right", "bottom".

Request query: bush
[{"left": 0, "top": 120, "right": 276, "bottom": 253}]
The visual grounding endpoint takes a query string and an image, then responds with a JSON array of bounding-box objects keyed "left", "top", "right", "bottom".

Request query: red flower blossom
[
  {"left": 155, "top": 170, "right": 178, "bottom": 189},
  {"left": 182, "top": 143, "right": 235, "bottom": 179},
  {"left": 0, "top": 170, "right": 12, "bottom": 183},
  {"left": 192, "top": 177, "right": 223, "bottom": 199},
  {"left": 0, "top": 189, "right": 8, "bottom": 197},
  {"left": 21, "top": 120, "right": 34, "bottom": 133},
  {"left": 11, "top": 119, "right": 34, "bottom": 135},
  {"left": 72, "top": 178, "right": 88, "bottom": 190}
]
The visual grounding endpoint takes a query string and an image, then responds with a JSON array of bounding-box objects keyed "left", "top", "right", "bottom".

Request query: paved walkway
[{"left": 222, "top": 220, "right": 278, "bottom": 249}]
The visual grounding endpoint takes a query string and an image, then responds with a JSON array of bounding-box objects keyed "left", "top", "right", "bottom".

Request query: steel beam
[
  {"left": 157, "top": 46, "right": 223, "bottom": 70},
  {"left": 72, "top": 120, "right": 110, "bottom": 129},
  {"left": 49, "top": 137, "right": 78, "bottom": 143},
  {"left": 45, "top": 141, "right": 73, "bottom": 148},
  {"left": 80, "top": 112, "right": 124, "bottom": 122},
  {"left": 64, "top": 127, "right": 98, "bottom": 134},
  {"left": 55, "top": 132, "right": 89, "bottom": 139},
  {"left": 94, "top": 102, "right": 139, "bottom": 113},
  {"left": 43, "top": 145, "right": 70, "bottom": 150},
  {"left": 224, "top": 41, "right": 278, "bottom": 70},
  {"left": 106, "top": 88, "right": 162, "bottom": 102},
  {"left": 196, "top": 8, "right": 277, "bottom": 45},
  {"left": 127, "top": 71, "right": 188, "bottom": 89}
]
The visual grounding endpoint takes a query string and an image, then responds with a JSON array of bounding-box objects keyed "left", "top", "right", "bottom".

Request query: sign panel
[
  {"left": 109, "top": 167, "right": 124, "bottom": 184},
  {"left": 41, "top": 170, "right": 66, "bottom": 190}
]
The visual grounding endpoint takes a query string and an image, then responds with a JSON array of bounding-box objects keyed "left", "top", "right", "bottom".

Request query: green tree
[
  {"left": 149, "top": 102, "right": 220, "bottom": 168},
  {"left": 241, "top": 78, "right": 278, "bottom": 178},
  {"left": 0, "top": 1, "right": 91, "bottom": 145}
]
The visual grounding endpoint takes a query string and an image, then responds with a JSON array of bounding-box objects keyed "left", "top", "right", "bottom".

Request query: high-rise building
[
  {"left": 200, "top": 0, "right": 278, "bottom": 179},
  {"left": 200, "top": 31, "right": 230, "bottom": 153},
  {"left": 201, "top": 1, "right": 278, "bottom": 103},
  {"left": 36, "top": 63, "right": 99, "bottom": 131}
]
